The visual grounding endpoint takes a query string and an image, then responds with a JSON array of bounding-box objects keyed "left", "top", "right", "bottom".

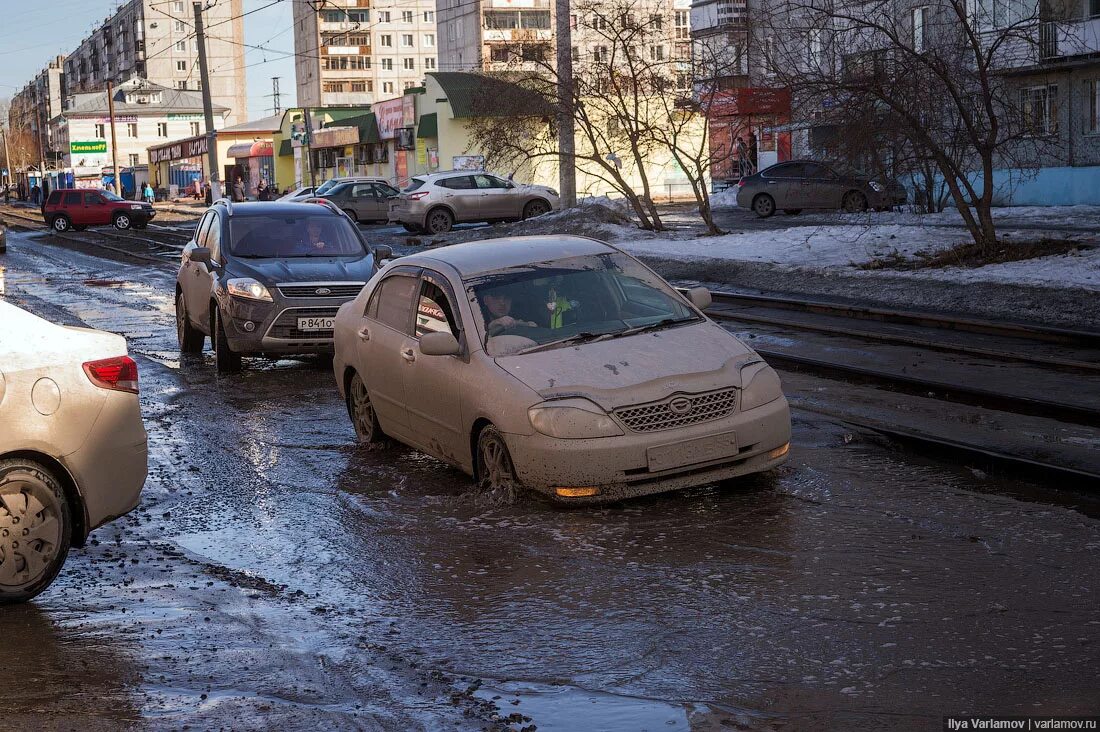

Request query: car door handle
[
  {"left": 767, "top": 180, "right": 778, "bottom": 185},
  {"left": 400, "top": 347, "right": 415, "bottom": 362},
  {"left": 357, "top": 326, "right": 370, "bottom": 341}
]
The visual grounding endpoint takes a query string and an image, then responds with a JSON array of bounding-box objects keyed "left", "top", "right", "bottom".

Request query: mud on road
[{"left": 2, "top": 230, "right": 1099, "bottom": 731}]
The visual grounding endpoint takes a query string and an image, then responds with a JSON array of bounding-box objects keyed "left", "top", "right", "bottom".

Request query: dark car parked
[
  {"left": 315, "top": 180, "right": 401, "bottom": 223},
  {"left": 43, "top": 188, "right": 156, "bottom": 231},
  {"left": 735, "top": 160, "right": 907, "bottom": 218},
  {"left": 174, "top": 199, "right": 391, "bottom": 372}
]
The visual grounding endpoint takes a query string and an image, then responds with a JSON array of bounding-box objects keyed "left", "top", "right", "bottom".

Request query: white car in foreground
[{"left": 0, "top": 300, "right": 147, "bottom": 603}]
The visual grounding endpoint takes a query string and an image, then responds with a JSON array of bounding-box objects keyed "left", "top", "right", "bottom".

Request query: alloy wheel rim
[
  {"left": 176, "top": 297, "right": 186, "bottom": 343},
  {"left": 351, "top": 378, "right": 374, "bottom": 439},
  {"left": 479, "top": 437, "right": 514, "bottom": 493},
  {"left": 54, "top": 219, "right": 66, "bottom": 231},
  {"left": 0, "top": 483, "right": 62, "bottom": 590},
  {"left": 429, "top": 213, "right": 449, "bottom": 232},
  {"left": 117, "top": 215, "right": 130, "bottom": 228}
]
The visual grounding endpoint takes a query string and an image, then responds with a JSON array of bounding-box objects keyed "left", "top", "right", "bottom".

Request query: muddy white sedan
[{"left": 332, "top": 236, "right": 790, "bottom": 503}]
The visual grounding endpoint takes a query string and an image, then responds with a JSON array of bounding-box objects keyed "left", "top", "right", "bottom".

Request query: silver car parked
[
  {"left": 332, "top": 235, "right": 791, "bottom": 504},
  {"left": 388, "top": 171, "right": 560, "bottom": 234}
]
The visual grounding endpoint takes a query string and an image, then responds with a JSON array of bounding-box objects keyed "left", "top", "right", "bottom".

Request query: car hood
[
  {"left": 226, "top": 255, "right": 375, "bottom": 285},
  {"left": 494, "top": 321, "right": 762, "bottom": 410}
]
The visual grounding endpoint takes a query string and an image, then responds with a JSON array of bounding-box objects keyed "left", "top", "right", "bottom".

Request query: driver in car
[
  {"left": 483, "top": 289, "right": 538, "bottom": 335},
  {"left": 291, "top": 218, "right": 329, "bottom": 255}
]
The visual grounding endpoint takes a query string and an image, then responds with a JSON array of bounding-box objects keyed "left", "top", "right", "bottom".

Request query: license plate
[
  {"left": 297, "top": 317, "right": 335, "bottom": 331},
  {"left": 646, "top": 433, "right": 737, "bottom": 472}
]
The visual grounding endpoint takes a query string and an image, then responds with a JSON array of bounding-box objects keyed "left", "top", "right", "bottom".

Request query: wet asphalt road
[{"left": 2, "top": 228, "right": 1099, "bottom": 731}]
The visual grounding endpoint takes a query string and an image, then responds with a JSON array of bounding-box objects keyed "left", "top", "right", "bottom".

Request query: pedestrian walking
[
  {"left": 31, "top": 185, "right": 40, "bottom": 205},
  {"left": 17, "top": 182, "right": 25, "bottom": 201},
  {"left": 143, "top": 182, "right": 155, "bottom": 204},
  {"left": 193, "top": 178, "right": 202, "bottom": 200},
  {"left": 3, "top": 185, "right": 10, "bottom": 204},
  {"left": 231, "top": 176, "right": 246, "bottom": 202},
  {"left": 256, "top": 179, "right": 270, "bottom": 201}
]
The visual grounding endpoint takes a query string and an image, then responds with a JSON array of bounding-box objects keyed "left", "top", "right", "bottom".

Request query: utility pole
[
  {"left": 554, "top": 0, "right": 577, "bottom": 208},
  {"left": 194, "top": 1, "right": 222, "bottom": 200},
  {"left": 271, "top": 77, "right": 282, "bottom": 116},
  {"left": 107, "top": 80, "right": 121, "bottom": 195},
  {"left": 35, "top": 102, "right": 48, "bottom": 193},
  {"left": 1, "top": 124, "right": 11, "bottom": 188},
  {"left": 303, "top": 108, "right": 316, "bottom": 189}
]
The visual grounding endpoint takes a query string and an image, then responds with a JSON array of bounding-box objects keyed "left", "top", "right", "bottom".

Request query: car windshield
[
  {"left": 228, "top": 214, "right": 367, "bottom": 258},
  {"left": 467, "top": 252, "right": 701, "bottom": 357},
  {"left": 315, "top": 179, "right": 342, "bottom": 195},
  {"left": 101, "top": 190, "right": 125, "bottom": 202}
]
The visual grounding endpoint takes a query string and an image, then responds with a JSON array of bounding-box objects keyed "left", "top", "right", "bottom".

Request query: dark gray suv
[{"left": 174, "top": 199, "right": 390, "bottom": 372}]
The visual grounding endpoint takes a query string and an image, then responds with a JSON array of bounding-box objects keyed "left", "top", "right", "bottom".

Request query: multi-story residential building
[
  {"left": 62, "top": 0, "right": 247, "bottom": 124},
  {"left": 9, "top": 56, "right": 68, "bottom": 171},
  {"left": 293, "top": 0, "right": 439, "bottom": 107},
  {"left": 50, "top": 79, "right": 228, "bottom": 188}
]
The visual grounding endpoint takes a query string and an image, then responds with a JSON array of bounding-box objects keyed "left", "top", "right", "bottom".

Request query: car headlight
[
  {"left": 528, "top": 398, "right": 623, "bottom": 439},
  {"left": 868, "top": 181, "right": 884, "bottom": 193},
  {"left": 740, "top": 363, "right": 783, "bottom": 412},
  {"left": 227, "top": 277, "right": 273, "bottom": 302}
]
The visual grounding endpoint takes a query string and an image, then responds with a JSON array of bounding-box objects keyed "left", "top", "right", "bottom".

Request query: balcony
[{"left": 483, "top": 28, "right": 553, "bottom": 42}]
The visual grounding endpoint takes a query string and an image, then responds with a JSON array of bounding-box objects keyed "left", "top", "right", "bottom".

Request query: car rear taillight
[
  {"left": 737, "top": 178, "right": 746, "bottom": 188},
  {"left": 83, "top": 355, "right": 139, "bottom": 394},
  {"left": 407, "top": 191, "right": 429, "bottom": 200}
]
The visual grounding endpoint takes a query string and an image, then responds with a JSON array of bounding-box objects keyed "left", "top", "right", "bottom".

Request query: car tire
[
  {"left": 0, "top": 458, "right": 73, "bottom": 605},
  {"left": 843, "top": 191, "right": 868, "bottom": 213},
  {"left": 50, "top": 215, "right": 72, "bottom": 233},
  {"left": 425, "top": 207, "right": 454, "bottom": 234},
  {"left": 176, "top": 291, "right": 205, "bottom": 353},
  {"left": 343, "top": 209, "right": 359, "bottom": 224},
  {"left": 347, "top": 372, "right": 388, "bottom": 446},
  {"left": 475, "top": 425, "right": 521, "bottom": 503},
  {"left": 213, "top": 307, "right": 242, "bottom": 373},
  {"left": 523, "top": 199, "right": 551, "bottom": 219},
  {"left": 752, "top": 194, "right": 776, "bottom": 218},
  {"left": 783, "top": 209, "right": 802, "bottom": 215},
  {"left": 113, "top": 213, "right": 132, "bottom": 230}
]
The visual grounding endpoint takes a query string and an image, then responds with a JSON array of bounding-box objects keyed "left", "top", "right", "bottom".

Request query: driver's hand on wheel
[{"left": 488, "top": 315, "right": 536, "bottom": 334}]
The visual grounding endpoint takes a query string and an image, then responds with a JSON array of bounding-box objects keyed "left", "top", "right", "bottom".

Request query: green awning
[
  {"left": 278, "top": 139, "right": 292, "bottom": 156},
  {"left": 417, "top": 113, "right": 437, "bottom": 139}
]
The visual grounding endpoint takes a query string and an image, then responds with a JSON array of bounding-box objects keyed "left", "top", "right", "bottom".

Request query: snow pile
[{"left": 710, "top": 187, "right": 740, "bottom": 208}]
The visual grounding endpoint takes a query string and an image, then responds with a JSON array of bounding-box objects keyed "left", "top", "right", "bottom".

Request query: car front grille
[
  {"left": 615, "top": 388, "right": 738, "bottom": 433},
  {"left": 277, "top": 283, "right": 365, "bottom": 298},
  {"left": 267, "top": 307, "right": 341, "bottom": 339}
]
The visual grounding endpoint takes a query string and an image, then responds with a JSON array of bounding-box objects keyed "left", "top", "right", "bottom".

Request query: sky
[{"left": 0, "top": 0, "right": 298, "bottom": 120}]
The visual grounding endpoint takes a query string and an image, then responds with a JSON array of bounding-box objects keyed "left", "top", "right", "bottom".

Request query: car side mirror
[
  {"left": 373, "top": 244, "right": 393, "bottom": 261},
  {"left": 419, "top": 331, "right": 461, "bottom": 357},
  {"left": 686, "top": 286, "right": 711, "bottom": 310},
  {"left": 190, "top": 246, "right": 213, "bottom": 265}
]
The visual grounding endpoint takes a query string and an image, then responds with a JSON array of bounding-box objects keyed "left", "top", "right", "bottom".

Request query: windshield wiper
[
  {"left": 613, "top": 317, "right": 700, "bottom": 338},
  {"left": 516, "top": 331, "right": 617, "bottom": 354}
]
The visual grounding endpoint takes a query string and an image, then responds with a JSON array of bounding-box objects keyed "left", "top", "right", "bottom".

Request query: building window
[
  {"left": 379, "top": 11, "right": 390, "bottom": 22},
  {"left": 425, "top": 57, "right": 436, "bottom": 69},
  {"left": 174, "top": 20, "right": 185, "bottom": 32},
  {"left": 404, "top": 81, "right": 417, "bottom": 90},
  {"left": 382, "top": 58, "right": 394, "bottom": 70},
  {"left": 808, "top": 28, "right": 825, "bottom": 67},
  {"left": 401, "top": 33, "right": 414, "bottom": 47},
  {"left": 157, "top": 122, "right": 168, "bottom": 137},
  {"left": 650, "top": 13, "right": 663, "bottom": 30},
  {"left": 126, "top": 123, "right": 138, "bottom": 138},
  {"left": 172, "top": 0, "right": 183, "bottom": 10},
  {"left": 424, "top": 33, "right": 435, "bottom": 47},
  {"left": 190, "top": 121, "right": 201, "bottom": 135},
  {"left": 177, "top": 60, "right": 187, "bottom": 71},
  {"left": 176, "top": 80, "right": 188, "bottom": 89},
  {"left": 593, "top": 45, "right": 608, "bottom": 62},
  {"left": 650, "top": 45, "right": 665, "bottom": 61},
  {"left": 402, "top": 10, "right": 413, "bottom": 22},
  {"left": 129, "top": 153, "right": 140, "bottom": 166},
  {"left": 1090, "top": 80, "right": 1100, "bottom": 133},
  {"left": 403, "top": 57, "right": 415, "bottom": 69},
  {"left": 913, "top": 7, "right": 929, "bottom": 52},
  {"left": 675, "top": 10, "right": 689, "bottom": 39},
  {"left": 383, "top": 81, "right": 394, "bottom": 94},
  {"left": 175, "top": 40, "right": 185, "bottom": 52},
  {"left": 572, "top": 45, "right": 579, "bottom": 62},
  {"left": 1021, "top": 85, "right": 1058, "bottom": 135},
  {"left": 95, "top": 123, "right": 105, "bottom": 138},
  {"left": 380, "top": 34, "right": 392, "bottom": 47},
  {"left": 351, "top": 81, "right": 368, "bottom": 92},
  {"left": 424, "top": 10, "right": 434, "bottom": 22},
  {"left": 491, "top": 46, "right": 511, "bottom": 62},
  {"left": 324, "top": 81, "right": 347, "bottom": 93}
]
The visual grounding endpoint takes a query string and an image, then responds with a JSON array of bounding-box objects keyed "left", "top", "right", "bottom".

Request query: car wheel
[
  {"left": 523, "top": 199, "right": 551, "bottom": 219},
  {"left": 176, "top": 291, "right": 205, "bottom": 353},
  {"left": 475, "top": 425, "right": 521, "bottom": 504},
  {"left": 783, "top": 209, "right": 802, "bottom": 215},
  {"left": 213, "top": 307, "right": 242, "bottom": 373},
  {"left": 0, "top": 458, "right": 73, "bottom": 605},
  {"left": 343, "top": 209, "right": 359, "bottom": 224},
  {"left": 113, "top": 213, "right": 132, "bottom": 230},
  {"left": 425, "top": 207, "right": 453, "bottom": 234},
  {"left": 347, "top": 372, "right": 388, "bottom": 446},
  {"left": 401, "top": 222, "right": 422, "bottom": 233},
  {"left": 50, "top": 215, "right": 71, "bottom": 232},
  {"left": 843, "top": 191, "right": 868, "bottom": 213},
  {"left": 752, "top": 194, "right": 776, "bottom": 218}
]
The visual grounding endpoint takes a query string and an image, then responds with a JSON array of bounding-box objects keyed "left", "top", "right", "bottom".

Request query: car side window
[
  {"left": 205, "top": 214, "right": 223, "bottom": 261},
  {"left": 802, "top": 163, "right": 828, "bottom": 179},
  {"left": 47, "top": 191, "right": 62, "bottom": 205},
  {"left": 63, "top": 192, "right": 81, "bottom": 206},
  {"left": 473, "top": 175, "right": 501, "bottom": 189},
  {"left": 764, "top": 163, "right": 798, "bottom": 178},
  {"left": 366, "top": 274, "right": 418, "bottom": 333},
  {"left": 194, "top": 212, "right": 212, "bottom": 247},
  {"left": 83, "top": 192, "right": 101, "bottom": 205},
  {"left": 441, "top": 176, "right": 473, "bottom": 190},
  {"left": 415, "top": 276, "right": 461, "bottom": 339}
]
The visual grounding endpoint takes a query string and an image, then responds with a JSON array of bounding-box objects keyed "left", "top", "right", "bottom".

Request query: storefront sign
[
  {"left": 452, "top": 155, "right": 484, "bottom": 170},
  {"left": 312, "top": 126, "right": 359, "bottom": 148},
  {"left": 375, "top": 98, "right": 405, "bottom": 140},
  {"left": 395, "top": 127, "right": 415, "bottom": 151},
  {"left": 70, "top": 140, "right": 108, "bottom": 154},
  {"left": 416, "top": 140, "right": 426, "bottom": 165},
  {"left": 149, "top": 135, "right": 209, "bottom": 164},
  {"left": 707, "top": 88, "right": 791, "bottom": 117},
  {"left": 402, "top": 95, "right": 416, "bottom": 127},
  {"left": 168, "top": 113, "right": 205, "bottom": 121}
]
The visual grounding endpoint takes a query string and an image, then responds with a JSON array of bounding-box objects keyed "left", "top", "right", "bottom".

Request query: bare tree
[{"left": 757, "top": 0, "right": 1066, "bottom": 251}]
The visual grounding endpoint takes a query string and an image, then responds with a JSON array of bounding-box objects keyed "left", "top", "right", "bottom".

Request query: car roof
[
  {"left": 214, "top": 200, "right": 344, "bottom": 217},
  {"left": 413, "top": 170, "right": 490, "bottom": 180},
  {"left": 407, "top": 235, "right": 616, "bottom": 277}
]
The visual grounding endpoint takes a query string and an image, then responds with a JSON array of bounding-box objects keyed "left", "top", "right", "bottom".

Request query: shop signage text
[
  {"left": 149, "top": 135, "right": 209, "bottom": 164},
  {"left": 71, "top": 140, "right": 108, "bottom": 154}
]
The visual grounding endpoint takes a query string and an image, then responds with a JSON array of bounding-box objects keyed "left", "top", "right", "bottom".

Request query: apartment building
[
  {"left": 9, "top": 56, "right": 67, "bottom": 168},
  {"left": 62, "top": 0, "right": 247, "bottom": 124},
  {"left": 293, "top": 0, "right": 439, "bottom": 107}
]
